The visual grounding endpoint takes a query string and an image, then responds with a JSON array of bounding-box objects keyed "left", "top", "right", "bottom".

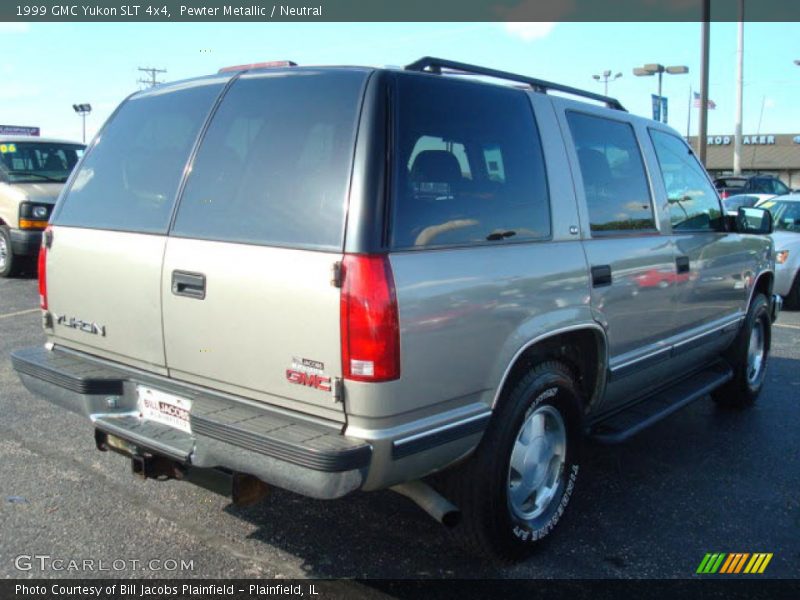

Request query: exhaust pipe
[{"left": 391, "top": 480, "right": 461, "bottom": 528}]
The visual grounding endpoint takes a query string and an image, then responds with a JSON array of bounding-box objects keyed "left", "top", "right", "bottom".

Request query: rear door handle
[
  {"left": 676, "top": 255, "right": 690, "bottom": 274},
  {"left": 591, "top": 265, "right": 612, "bottom": 287},
  {"left": 172, "top": 271, "right": 206, "bottom": 299}
]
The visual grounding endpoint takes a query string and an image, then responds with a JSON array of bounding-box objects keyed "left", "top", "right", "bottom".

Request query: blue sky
[{"left": 2, "top": 21, "right": 798, "bottom": 142}]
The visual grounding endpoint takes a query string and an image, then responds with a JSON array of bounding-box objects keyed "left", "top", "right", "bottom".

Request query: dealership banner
[
  {"left": 2, "top": 0, "right": 799, "bottom": 22},
  {"left": 0, "top": 125, "right": 40, "bottom": 136}
]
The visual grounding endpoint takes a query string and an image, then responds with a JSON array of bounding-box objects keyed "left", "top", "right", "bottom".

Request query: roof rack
[{"left": 405, "top": 56, "right": 626, "bottom": 112}]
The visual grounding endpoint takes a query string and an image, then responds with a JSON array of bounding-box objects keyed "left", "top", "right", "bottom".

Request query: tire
[
  {"left": 442, "top": 361, "right": 583, "bottom": 562},
  {"left": 712, "top": 293, "right": 771, "bottom": 408},
  {"left": 0, "top": 226, "right": 22, "bottom": 278},
  {"left": 785, "top": 272, "right": 800, "bottom": 310}
]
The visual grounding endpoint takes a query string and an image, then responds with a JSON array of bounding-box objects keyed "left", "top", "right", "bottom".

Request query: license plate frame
[{"left": 136, "top": 385, "right": 193, "bottom": 434}]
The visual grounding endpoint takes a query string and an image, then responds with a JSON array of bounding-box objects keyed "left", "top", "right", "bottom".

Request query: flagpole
[{"left": 687, "top": 85, "right": 692, "bottom": 139}]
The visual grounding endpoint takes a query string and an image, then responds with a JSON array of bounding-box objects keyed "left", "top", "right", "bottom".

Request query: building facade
[{"left": 687, "top": 133, "right": 800, "bottom": 189}]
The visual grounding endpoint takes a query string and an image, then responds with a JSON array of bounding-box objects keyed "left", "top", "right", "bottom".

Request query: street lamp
[
  {"left": 633, "top": 63, "right": 688, "bottom": 123},
  {"left": 592, "top": 70, "right": 622, "bottom": 96},
  {"left": 72, "top": 104, "right": 92, "bottom": 143}
]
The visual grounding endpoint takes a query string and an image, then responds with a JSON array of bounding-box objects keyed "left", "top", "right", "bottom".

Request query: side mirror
[{"left": 736, "top": 207, "right": 773, "bottom": 234}]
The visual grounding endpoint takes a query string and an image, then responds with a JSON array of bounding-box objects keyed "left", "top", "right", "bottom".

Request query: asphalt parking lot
[{"left": 1, "top": 272, "right": 798, "bottom": 581}]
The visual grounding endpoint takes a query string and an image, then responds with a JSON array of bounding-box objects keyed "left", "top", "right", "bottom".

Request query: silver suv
[{"left": 12, "top": 58, "right": 781, "bottom": 561}]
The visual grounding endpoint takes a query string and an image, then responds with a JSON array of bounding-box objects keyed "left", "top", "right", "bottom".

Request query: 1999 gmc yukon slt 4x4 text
[{"left": 12, "top": 58, "right": 781, "bottom": 561}]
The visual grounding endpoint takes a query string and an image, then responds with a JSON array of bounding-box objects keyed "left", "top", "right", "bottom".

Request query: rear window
[
  {"left": 390, "top": 74, "right": 550, "bottom": 249},
  {"left": 53, "top": 77, "right": 227, "bottom": 233},
  {"left": 171, "top": 70, "right": 368, "bottom": 250}
]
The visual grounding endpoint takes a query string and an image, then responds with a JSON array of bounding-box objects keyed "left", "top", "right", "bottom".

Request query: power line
[{"left": 137, "top": 66, "right": 167, "bottom": 88}]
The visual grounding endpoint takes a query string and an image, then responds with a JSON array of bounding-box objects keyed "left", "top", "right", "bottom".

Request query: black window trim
[
  {"left": 647, "top": 126, "right": 726, "bottom": 234},
  {"left": 386, "top": 72, "right": 554, "bottom": 252},
  {"left": 565, "top": 108, "right": 659, "bottom": 238}
]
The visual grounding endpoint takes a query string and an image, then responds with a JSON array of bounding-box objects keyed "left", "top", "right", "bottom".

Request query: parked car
[
  {"left": 714, "top": 174, "right": 790, "bottom": 199},
  {"left": 755, "top": 195, "right": 800, "bottom": 308},
  {"left": 722, "top": 193, "right": 775, "bottom": 216},
  {"left": 0, "top": 136, "right": 85, "bottom": 276},
  {"left": 11, "top": 57, "right": 781, "bottom": 561}
]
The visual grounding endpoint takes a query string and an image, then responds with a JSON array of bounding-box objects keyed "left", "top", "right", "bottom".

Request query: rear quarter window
[
  {"left": 390, "top": 73, "right": 550, "bottom": 249},
  {"left": 53, "top": 77, "right": 227, "bottom": 233}
]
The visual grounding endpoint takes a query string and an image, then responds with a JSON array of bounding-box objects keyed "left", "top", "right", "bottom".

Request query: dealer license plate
[{"left": 137, "top": 386, "right": 193, "bottom": 434}]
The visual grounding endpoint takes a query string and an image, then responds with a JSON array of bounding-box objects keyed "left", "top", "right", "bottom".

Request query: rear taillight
[
  {"left": 721, "top": 190, "right": 729, "bottom": 199},
  {"left": 340, "top": 254, "right": 400, "bottom": 382},
  {"left": 38, "top": 227, "right": 49, "bottom": 310}
]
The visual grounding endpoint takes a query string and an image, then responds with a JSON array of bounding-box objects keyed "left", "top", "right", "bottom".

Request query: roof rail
[{"left": 405, "top": 56, "right": 626, "bottom": 112}]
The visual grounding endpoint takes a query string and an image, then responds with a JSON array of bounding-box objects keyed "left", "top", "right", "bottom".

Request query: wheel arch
[{"left": 491, "top": 324, "right": 608, "bottom": 415}]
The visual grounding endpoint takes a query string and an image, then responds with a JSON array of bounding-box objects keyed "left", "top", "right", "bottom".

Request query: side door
[
  {"left": 558, "top": 106, "right": 678, "bottom": 409},
  {"left": 647, "top": 128, "right": 751, "bottom": 349}
]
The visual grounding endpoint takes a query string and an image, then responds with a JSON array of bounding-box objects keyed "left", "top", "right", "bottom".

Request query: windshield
[
  {"left": 759, "top": 199, "right": 800, "bottom": 232},
  {"left": 0, "top": 141, "right": 85, "bottom": 184}
]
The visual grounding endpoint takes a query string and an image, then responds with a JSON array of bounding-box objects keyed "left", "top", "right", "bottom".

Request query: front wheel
[
  {"left": 712, "top": 293, "right": 771, "bottom": 408},
  {"left": 443, "top": 361, "right": 583, "bottom": 562}
]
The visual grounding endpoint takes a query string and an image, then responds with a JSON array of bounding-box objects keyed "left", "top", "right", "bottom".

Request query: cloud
[
  {"left": 0, "top": 23, "right": 30, "bottom": 33},
  {"left": 502, "top": 22, "right": 556, "bottom": 42}
]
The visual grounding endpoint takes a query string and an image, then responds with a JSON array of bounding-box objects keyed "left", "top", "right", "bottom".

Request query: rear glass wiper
[{"left": 10, "top": 171, "right": 64, "bottom": 183}]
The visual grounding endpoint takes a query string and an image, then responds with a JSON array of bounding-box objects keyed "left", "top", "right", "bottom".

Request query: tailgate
[
  {"left": 162, "top": 239, "right": 344, "bottom": 422},
  {"left": 44, "top": 75, "right": 228, "bottom": 372},
  {"left": 45, "top": 227, "right": 169, "bottom": 372}
]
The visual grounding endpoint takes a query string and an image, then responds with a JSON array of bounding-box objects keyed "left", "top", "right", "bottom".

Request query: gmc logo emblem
[{"left": 286, "top": 369, "right": 332, "bottom": 392}]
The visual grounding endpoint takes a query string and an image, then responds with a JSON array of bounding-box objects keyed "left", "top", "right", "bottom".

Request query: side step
[{"left": 589, "top": 361, "right": 733, "bottom": 444}]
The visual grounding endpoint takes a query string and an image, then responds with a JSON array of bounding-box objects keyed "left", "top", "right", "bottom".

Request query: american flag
[{"left": 693, "top": 91, "right": 716, "bottom": 109}]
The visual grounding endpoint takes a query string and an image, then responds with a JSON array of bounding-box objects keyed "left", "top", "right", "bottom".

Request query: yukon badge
[
  {"left": 286, "top": 356, "right": 331, "bottom": 392},
  {"left": 53, "top": 314, "right": 106, "bottom": 337}
]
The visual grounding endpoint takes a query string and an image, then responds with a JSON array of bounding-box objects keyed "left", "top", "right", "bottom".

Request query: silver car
[
  {"left": 12, "top": 57, "right": 780, "bottom": 561},
  {"left": 756, "top": 195, "right": 800, "bottom": 308}
]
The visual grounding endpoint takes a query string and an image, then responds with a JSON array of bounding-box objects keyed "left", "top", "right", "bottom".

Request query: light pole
[
  {"left": 592, "top": 70, "right": 622, "bottom": 96},
  {"left": 72, "top": 104, "right": 92, "bottom": 143},
  {"left": 633, "top": 63, "right": 689, "bottom": 123}
]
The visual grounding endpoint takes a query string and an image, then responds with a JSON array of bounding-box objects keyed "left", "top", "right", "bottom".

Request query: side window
[
  {"left": 649, "top": 129, "right": 723, "bottom": 231},
  {"left": 390, "top": 74, "right": 550, "bottom": 249},
  {"left": 566, "top": 112, "right": 655, "bottom": 234},
  {"left": 772, "top": 179, "right": 790, "bottom": 195}
]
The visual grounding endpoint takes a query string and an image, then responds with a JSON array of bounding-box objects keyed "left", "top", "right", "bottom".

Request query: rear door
[
  {"left": 46, "top": 77, "right": 227, "bottom": 373},
  {"left": 161, "top": 69, "right": 369, "bottom": 422},
  {"left": 559, "top": 106, "right": 678, "bottom": 408}
]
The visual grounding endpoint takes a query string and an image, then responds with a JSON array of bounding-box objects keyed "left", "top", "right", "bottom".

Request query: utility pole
[
  {"left": 697, "top": 0, "right": 711, "bottom": 165},
  {"left": 733, "top": 0, "right": 744, "bottom": 175},
  {"left": 137, "top": 66, "right": 167, "bottom": 88}
]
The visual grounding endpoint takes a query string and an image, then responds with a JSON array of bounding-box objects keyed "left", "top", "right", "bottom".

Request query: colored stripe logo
[{"left": 697, "top": 553, "right": 773, "bottom": 574}]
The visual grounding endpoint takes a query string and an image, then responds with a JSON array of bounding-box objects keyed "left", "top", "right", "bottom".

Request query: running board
[{"left": 589, "top": 362, "right": 733, "bottom": 444}]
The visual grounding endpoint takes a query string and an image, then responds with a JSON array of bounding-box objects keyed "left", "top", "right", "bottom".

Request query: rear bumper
[
  {"left": 11, "top": 345, "right": 371, "bottom": 499},
  {"left": 9, "top": 228, "right": 43, "bottom": 256}
]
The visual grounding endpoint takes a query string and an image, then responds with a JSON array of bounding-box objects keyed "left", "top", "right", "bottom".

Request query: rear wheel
[
  {"left": 443, "top": 361, "right": 583, "bottom": 562},
  {"left": 712, "top": 293, "right": 771, "bottom": 408},
  {"left": 0, "top": 226, "right": 22, "bottom": 278}
]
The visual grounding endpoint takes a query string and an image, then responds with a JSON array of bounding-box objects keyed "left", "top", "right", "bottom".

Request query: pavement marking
[
  {"left": 0, "top": 308, "right": 38, "bottom": 320},
  {"left": 775, "top": 323, "right": 800, "bottom": 331}
]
